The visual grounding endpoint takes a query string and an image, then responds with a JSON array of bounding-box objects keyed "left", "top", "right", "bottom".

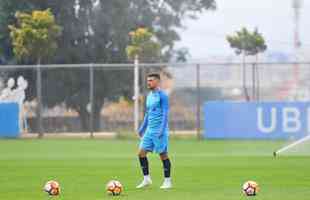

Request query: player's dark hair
[{"left": 147, "top": 73, "right": 160, "bottom": 80}]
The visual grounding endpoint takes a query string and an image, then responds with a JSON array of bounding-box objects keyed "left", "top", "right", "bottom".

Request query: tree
[
  {"left": 227, "top": 27, "right": 267, "bottom": 101},
  {"left": 126, "top": 27, "right": 161, "bottom": 62},
  {"left": 8, "top": 9, "right": 61, "bottom": 135},
  {"left": 9, "top": 9, "right": 62, "bottom": 64},
  {"left": 0, "top": 0, "right": 34, "bottom": 64},
  {"left": 1, "top": 0, "right": 216, "bottom": 132},
  {"left": 1, "top": 0, "right": 216, "bottom": 64},
  {"left": 173, "top": 47, "right": 190, "bottom": 63}
]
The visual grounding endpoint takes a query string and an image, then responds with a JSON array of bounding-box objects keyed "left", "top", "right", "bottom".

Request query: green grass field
[{"left": 0, "top": 139, "right": 309, "bottom": 200}]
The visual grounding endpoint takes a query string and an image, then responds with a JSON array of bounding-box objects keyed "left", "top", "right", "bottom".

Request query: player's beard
[
  {"left": 147, "top": 82, "right": 159, "bottom": 90},
  {"left": 147, "top": 84, "right": 154, "bottom": 90}
]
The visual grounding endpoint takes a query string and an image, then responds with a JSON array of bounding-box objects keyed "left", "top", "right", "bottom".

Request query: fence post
[
  {"left": 256, "top": 64, "right": 260, "bottom": 101},
  {"left": 36, "top": 63, "right": 43, "bottom": 138},
  {"left": 89, "top": 63, "right": 94, "bottom": 138},
  {"left": 252, "top": 63, "right": 256, "bottom": 100},
  {"left": 196, "top": 64, "right": 201, "bottom": 140},
  {"left": 134, "top": 55, "right": 140, "bottom": 131}
]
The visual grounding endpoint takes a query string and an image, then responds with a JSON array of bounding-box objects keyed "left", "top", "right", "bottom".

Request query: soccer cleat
[
  {"left": 160, "top": 178, "right": 172, "bottom": 189},
  {"left": 136, "top": 178, "right": 152, "bottom": 189}
]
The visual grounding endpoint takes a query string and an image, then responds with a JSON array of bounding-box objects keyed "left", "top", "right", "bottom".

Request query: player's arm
[
  {"left": 158, "top": 92, "right": 169, "bottom": 137},
  {"left": 138, "top": 112, "right": 148, "bottom": 137}
]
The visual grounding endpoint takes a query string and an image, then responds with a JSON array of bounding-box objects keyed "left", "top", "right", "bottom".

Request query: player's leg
[
  {"left": 154, "top": 134, "right": 172, "bottom": 189},
  {"left": 160, "top": 153, "right": 171, "bottom": 179},
  {"left": 136, "top": 135, "right": 153, "bottom": 188},
  {"left": 138, "top": 149, "right": 150, "bottom": 178},
  {"left": 159, "top": 152, "right": 172, "bottom": 189}
]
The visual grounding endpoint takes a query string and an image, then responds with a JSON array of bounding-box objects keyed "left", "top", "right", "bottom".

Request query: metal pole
[
  {"left": 89, "top": 64, "right": 94, "bottom": 138},
  {"left": 141, "top": 65, "right": 147, "bottom": 115},
  {"left": 256, "top": 64, "right": 260, "bottom": 101},
  {"left": 134, "top": 55, "right": 140, "bottom": 131},
  {"left": 196, "top": 64, "right": 201, "bottom": 140},
  {"left": 242, "top": 51, "right": 250, "bottom": 101},
  {"left": 292, "top": 0, "right": 302, "bottom": 89},
  {"left": 36, "top": 63, "right": 43, "bottom": 138},
  {"left": 252, "top": 63, "right": 256, "bottom": 100}
]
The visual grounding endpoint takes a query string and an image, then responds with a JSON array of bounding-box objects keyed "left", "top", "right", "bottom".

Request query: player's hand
[{"left": 138, "top": 132, "right": 143, "bottom": 138}]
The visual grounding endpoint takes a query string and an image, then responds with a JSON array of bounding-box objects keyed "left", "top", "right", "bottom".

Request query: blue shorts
[{"left": 139, "top": 131, "right": 169, "bottom": 154}]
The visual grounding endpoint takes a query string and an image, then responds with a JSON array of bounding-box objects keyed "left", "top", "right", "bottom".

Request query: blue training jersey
[{"left": 138, "top": 89, "right": 169, "bottom": 136}]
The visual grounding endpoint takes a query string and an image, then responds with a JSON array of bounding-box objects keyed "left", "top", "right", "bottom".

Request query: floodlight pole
[{"left": 134, "top": 55, "right": 140, "bottom": 131}]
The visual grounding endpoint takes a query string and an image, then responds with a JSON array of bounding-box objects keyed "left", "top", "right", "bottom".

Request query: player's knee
[
  {"left": 138, "top": 150, "right": 147, "bottom": 158},
  {"left": 159, "top": 152, "right": 168, "bottom": 160}
]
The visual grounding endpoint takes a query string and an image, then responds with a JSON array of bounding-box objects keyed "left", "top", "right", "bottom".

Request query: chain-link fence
[{"left": 1, "top": 62, "right": 310, "bottom": 137}]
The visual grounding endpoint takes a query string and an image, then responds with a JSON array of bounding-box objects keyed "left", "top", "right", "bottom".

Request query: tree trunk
[
  {"left": 76, "top": 100, "right": 103, "bottom": 133},
  {"left": 92, "top": 101, "right": 103, "bottom": 132},
  {"left": 78, "top": 106, "right": 89, "bottom": 132}
]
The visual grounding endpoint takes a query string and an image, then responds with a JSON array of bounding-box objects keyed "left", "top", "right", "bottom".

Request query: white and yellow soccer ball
[
  {"left": 106, "top": 180, "right": 123, "bottom": 196},
  {"left": 242, "top": 180, "right": 259, "bottom": 196},
  {"left": 43, "top": 180, "right": 60, "bottom": 196}
]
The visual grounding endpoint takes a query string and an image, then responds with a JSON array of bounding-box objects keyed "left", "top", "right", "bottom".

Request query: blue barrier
[
  {"left": 204, "top": 101, "right": 310, "bottom": 139},
  {"left": 0, "top": 103, "right": 19, "bottom": 138}
]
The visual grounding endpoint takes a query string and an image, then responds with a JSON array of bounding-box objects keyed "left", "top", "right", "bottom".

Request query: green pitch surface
[{"left": 0, "top": 139, "right": 309, "bottom": 200}]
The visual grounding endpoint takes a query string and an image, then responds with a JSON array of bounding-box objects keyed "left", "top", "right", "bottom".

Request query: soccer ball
[
  {"left": 43, "top": 180, "right": 60, "bottom": 196},
  {"left": 106, "top": 180, "right": 123, "bottom": 196},
  {"left": 242, "top": 180, "right": 259, "bottom": 196}
]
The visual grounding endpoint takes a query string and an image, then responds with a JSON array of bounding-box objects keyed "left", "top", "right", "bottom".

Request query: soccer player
[{"left": 136, "top": 73, "right": 172, "bottom": 189}]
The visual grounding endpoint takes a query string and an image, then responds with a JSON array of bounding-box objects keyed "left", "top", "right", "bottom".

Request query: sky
[{"left": 176, "top": 0, "right": 310, "bottom": 61}]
